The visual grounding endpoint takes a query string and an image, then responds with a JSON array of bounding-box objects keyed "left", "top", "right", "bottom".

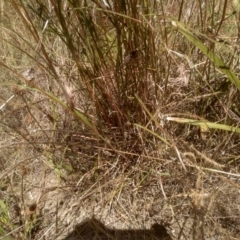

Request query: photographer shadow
[{"left": 64, "top": 218, "right": 172, "bottom": 240}]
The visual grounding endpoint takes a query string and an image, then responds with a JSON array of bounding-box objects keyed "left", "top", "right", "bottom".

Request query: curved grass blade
[{"left": 172, "top": 21, "right": 240, "bottom": 90}]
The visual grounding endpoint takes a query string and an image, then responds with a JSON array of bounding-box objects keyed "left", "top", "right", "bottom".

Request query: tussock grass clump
[{"left": 0, "top": 0, "right": 240, "bottom": 239}]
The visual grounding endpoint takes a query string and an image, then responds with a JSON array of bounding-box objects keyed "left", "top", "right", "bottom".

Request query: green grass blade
[
  {"left": 134, "top": 123, "right": 170, "bottom": 145},
  {"left": 167, "top": 117, "right": 240, "bottom": 133},
  {"left": 172, "top": 21, "right": 240, "bottom": 90}
]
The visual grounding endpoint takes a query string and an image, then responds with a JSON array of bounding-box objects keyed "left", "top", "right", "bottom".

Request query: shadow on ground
[{"left": 63, "top": 218, "right": 172, "bottom": 240}]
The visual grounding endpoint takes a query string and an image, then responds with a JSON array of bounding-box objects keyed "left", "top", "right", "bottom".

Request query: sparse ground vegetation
[{"left": 1, "top": 0, "right": 240, "bottom": 239}]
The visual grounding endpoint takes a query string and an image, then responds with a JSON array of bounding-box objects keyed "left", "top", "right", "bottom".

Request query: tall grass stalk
[{"left": 1, "top": 0, "right": 240, "bottom": 239}]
